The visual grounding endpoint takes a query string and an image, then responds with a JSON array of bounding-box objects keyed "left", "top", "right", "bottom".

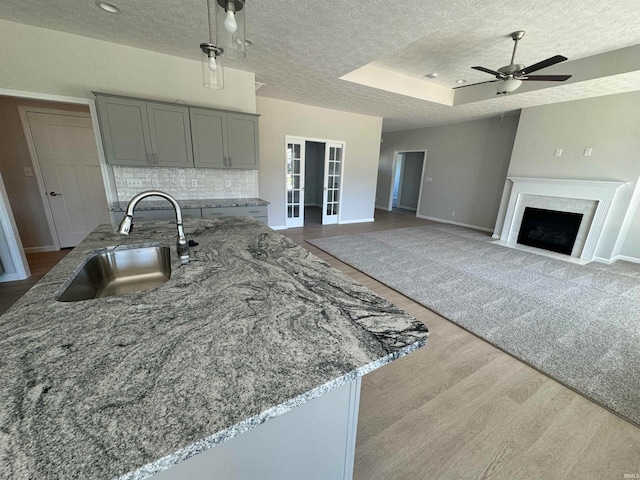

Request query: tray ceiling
[{"left": 1, "top": 0, "right": 640, "bottom": 131}]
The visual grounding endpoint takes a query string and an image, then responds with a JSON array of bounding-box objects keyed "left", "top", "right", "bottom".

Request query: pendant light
[
  {"left": 200, "top": 0, "right": 224, "bottom": 89},
  {"left": 215, "top": 0, "right": 246, "bottom": 60}
]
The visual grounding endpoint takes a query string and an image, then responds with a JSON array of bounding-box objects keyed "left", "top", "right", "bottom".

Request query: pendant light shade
[
  {"left": 215, "top": 0, "right": 246, "bottom": 60},
  {"left": 200, "top": 43, "right": 224, "bottom": 89},
  {"left": 200, "top": 0, "right": 225, "bottom": 89}
]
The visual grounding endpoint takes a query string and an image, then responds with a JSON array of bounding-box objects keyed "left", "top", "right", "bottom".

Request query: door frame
[
  {"left": 19, "top": 107, "right": 104, "bottom": 250},
  {"left": 387, "top": 150, "right": 427, "bottom": 216},
  {"left": 284, "top": 135, "right": 346, "bottom": 227},
  {"left": 0, "top": 87, "right": 116, "bottom": 255}
]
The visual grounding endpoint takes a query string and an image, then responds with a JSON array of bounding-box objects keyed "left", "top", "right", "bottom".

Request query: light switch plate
[{"left": 23, "top": 167, "right": 34, "bottom": 177}]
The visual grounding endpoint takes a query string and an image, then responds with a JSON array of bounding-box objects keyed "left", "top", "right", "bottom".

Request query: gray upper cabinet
[
  {"left": 97, "top": 94, "right": 193, "bottom": 168},
  {"left": 147, "top": 103, "right": 193, "bottom": 168},
  {"left": 96, "top": 93, "right": 259, "bottom": 170},
  {"left": 190, "top": 108, "right": 227, "bottom": 169},
  {"left": 191, "top": 109, "right": 259, "bottom": 169},
  {"left": 226, "top": 113, "right": 259, "bottom": 169},
  {"left": 96, "top": 96, "right": 152, "bottom": 167}
]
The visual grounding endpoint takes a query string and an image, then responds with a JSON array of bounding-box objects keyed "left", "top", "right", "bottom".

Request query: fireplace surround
[{"left": 495, "top": 177, "right": 625, "bottom": 262}]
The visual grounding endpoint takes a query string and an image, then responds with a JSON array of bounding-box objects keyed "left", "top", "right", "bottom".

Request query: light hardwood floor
[
  {"left": 282, "top": 209, "right": 640, "bottom": 480},
  {"left": 2, "top": 212, "right": 639, "bottom": 479},
  {"left": 0, "top": 249, "right": 70, "bottom": 315}
]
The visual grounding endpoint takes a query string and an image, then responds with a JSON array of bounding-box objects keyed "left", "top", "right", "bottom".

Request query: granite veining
[
  {"left": 109, "top": 197, "right": 269, "bottom": 212},
  {"left": 0, "top": 217, "right": 428, "bottom": 479}
]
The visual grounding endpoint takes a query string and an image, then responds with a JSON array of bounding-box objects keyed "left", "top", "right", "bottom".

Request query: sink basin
[{"left": 57, "top": 246, "right": 171, "bottom": 302}]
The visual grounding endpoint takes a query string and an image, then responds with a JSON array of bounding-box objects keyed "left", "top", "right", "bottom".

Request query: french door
[
  {"left": 285, "top": 138, "right": 305, "bottom": 228},
  {"left": 285, "top": 137, "right": 344, "bottom": 228},
  {"left": 322, "top": 143, "right": 343, "bottom": 225}
]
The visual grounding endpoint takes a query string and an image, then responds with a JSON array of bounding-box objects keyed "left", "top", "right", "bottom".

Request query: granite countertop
[
  {"left": 0, "top": 217, "right": 428, "bottom": 479},
  {"left": 110, "top": 198, "right": 269, "bottom": 212}
]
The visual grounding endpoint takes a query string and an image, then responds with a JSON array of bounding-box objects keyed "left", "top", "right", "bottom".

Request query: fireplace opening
[{"left": 517, "top": 207, "right": 583, "bottom": 255}]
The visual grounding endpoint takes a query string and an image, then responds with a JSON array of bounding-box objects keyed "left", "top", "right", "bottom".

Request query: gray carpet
[{"left": 308, "top": 223, "right": 640, "bottom": 426}]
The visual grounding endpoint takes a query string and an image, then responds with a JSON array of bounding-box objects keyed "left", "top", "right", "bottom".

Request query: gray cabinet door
[
  {"left": 190, "top": 108, "right": 227, "bottom": 168},
  {"left": 147, "top": 103, "right": 194, "bottom": 168},
  {"left": 96, "top": 96, "right": 152, "bottom": 167},
  {"left": 226, "top": 113, "right": 259, "bottom": 169}
]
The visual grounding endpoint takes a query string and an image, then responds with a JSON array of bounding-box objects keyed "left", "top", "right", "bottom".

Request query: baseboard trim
[
  {"left": 24, "top": 245, "right": 57, "bottom": 253},
  {"left": 339, "top": 218, "right": 375, "bottom": 225},
  {"left": 375, "top": 205, "right": 391, "bottom": 212},
  {"left": 269, "top": 225, "right": 288, "bottom": 231},
  {"left": 398, "top": 205, "right": 417, "bottom": 212},
  {"left": 613, "top": 255, "right": 640, "bottom": 264},
  {"left": 416, "top": 214, "right": 493, "bottom": 233},
  {"left": 492, "top": 234, "right": 501, "bottom": 239},
  {"left": 0, "top": 272, "right": 25, "bottom": 282}
]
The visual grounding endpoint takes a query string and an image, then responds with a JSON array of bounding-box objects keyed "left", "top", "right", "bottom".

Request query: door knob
[{"left": 49, "top": 191, "right": 62, "bottom": 196}]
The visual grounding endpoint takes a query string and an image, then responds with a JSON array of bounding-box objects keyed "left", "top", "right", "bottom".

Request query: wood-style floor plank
[
  {"left": 0, "top": 250, "right": 70, "bottom": 315},
  {"left": 282, "top": 209, "right": 640, "bottom": 480}
]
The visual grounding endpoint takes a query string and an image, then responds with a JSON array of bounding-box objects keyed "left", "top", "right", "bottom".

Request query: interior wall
[
  {"left": 378, "top": 114, "right": 520, "bottom": 230},
  {"left": 621, "top": 207, "right": 640, "bottom": 258},
  {"left": 398, "top": 152, "right": 423, "bottom": 210},
  {"left": 504, "top": 91, "right": 640, "bottom": 259},
  {"left": 304, "top": 142, "right": 325, "bottom": 206},
  {"left": 0, "top": 97, "right": 89, "bottom": 248},
  {"left": 257, "top": 97, "right": 382, "bottom": 228},
  {"left": 0, "top": 19, "right": 255, "bottom": 113}
]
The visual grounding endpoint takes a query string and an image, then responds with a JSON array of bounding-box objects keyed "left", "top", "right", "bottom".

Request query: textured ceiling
[{"left": 1, "top": 0, "right": 640, "bottom": 131}]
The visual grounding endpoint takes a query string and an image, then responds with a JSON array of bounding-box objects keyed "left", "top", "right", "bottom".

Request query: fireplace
[
  {"left": 517, "top": 207, "right": 583, "bottom": 255},
  {"left": 495, "top": 177, "right": 625, "bottom": 262}
]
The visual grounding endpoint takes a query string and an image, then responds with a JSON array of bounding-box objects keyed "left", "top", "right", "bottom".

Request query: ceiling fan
[{"left": 455, "top": 31, "right": 572, "bottom": 94}]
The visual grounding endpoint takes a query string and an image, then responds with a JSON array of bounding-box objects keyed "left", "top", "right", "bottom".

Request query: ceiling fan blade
[
  {"left": 517, "top": 55, "right": 568, "bottom": 75},
  {"left": 471, "top": 66, "right": 505, "bottom": 78},
  {"left": 453, "top": 79, "right": 500, "bottom": 90},
  {"left": 521, "top": 74, "right": 572, "bottom": 81}
]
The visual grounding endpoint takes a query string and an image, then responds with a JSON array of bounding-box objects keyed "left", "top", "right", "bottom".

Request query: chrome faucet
[{"left": 117, "top": 190, "right": 189, "bottom": 264}]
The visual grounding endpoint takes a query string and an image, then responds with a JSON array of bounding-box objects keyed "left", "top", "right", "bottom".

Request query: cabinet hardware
[
  {"left": 146, "top": 152, "right": 151, "bottom": 164},
  {"left": 153, "top": 153, "right": 158, "bottom": 165},
  {"left": 49, "top": 191, "right": 62, "bottom": 196}
]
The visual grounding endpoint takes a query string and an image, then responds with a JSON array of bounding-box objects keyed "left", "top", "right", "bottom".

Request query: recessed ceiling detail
[{"left": 1, "top": 0, "right": 640, "bottom": 131}]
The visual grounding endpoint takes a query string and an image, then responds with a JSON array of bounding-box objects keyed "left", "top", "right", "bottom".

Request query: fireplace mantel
[{"left": 497, "top": 177, "right": 626, "bottom": 262}]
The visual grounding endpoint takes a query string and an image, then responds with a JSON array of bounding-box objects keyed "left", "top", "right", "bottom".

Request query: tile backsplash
[{"left": 113, "top": 167, "right": 259, "bottom": 201}]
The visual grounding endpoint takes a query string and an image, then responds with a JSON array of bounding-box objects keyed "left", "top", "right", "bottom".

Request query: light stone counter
[
  {"left": 109, "top": 198, "right": 269, "bottom": 212},
  {"left": 0, "top": 217, "right": 428, "bottom": 479}
]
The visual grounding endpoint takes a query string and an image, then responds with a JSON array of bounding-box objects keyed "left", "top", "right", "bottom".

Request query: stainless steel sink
[{"left": 57, "top": 246, "right": 171, "bottom": 302}]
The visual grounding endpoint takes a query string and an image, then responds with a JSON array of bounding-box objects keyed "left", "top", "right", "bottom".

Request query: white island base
[{"left": 150, "top": 377, "right": 362, "bottom": 480}]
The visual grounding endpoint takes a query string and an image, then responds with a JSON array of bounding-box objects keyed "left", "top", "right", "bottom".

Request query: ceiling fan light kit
[{"left": 458, "top": 30, "right": 572, "bottom": 94}]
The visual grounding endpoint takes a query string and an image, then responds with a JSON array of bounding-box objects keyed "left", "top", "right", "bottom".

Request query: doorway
[
  {"left": 388, "top": 150, "right": 427, "bottom": 215},
  {"left": 285, "top": 136, "right": 345, "bottom": 228},
  {"left": 19, "top": 107, "right": 111, "bottom": 248},
  {"left": 0, "top": 88, "right": 114, "bottom": 280}
]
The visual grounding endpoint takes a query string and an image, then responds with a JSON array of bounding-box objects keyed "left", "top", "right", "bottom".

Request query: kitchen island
[{"left": 0, "top": 217, "right": 428, "bottom": 479}]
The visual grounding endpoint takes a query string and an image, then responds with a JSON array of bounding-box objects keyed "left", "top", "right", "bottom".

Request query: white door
[
  {"left": 285, "top": 138, "right": 305, "bottom": 228},
  {"left": 23, "top": 110, "right": 110, "bottom": 248},
  {"left": 322, "top": 143, "right": 343, "bottom": 225}
]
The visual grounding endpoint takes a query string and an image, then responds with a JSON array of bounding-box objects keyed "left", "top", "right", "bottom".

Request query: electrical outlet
[
  {"left": 126, "top": 179, "right": 145, "bottom": 188},
  {"left": 584, "top": 147, "right": 593, "bottom": 156},
  {"left": 225, "top": 180, "right": 233, "bottom": 188},
  {"left": 192, "top": 179, "right": 198, "bottom": 187},
  {"left": 554, "top": 149, "right": 563, "bottom": 157},
  {"left": 451, "top": 210, "right": 456, "bottom": 217},
  {"left": 152, "top": 179, "right": 159, "bottom": 187}
]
